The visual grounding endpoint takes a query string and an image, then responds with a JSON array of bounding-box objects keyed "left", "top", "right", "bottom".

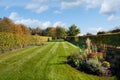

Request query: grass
[{"left": 0, "top": 42, "right": 116, "bottom": 80}]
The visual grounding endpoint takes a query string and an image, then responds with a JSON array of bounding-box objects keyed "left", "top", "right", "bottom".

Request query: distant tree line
[
  {"left": 97, "top": 27, "right": 120, "bottom": 35},
  {"left": 86, "top": 27, "right": 120, "bottom": 36},
  {"left": 30, "top": 24, "right": 80, "bottom": 39},
  {"left": 0, "top": 17, "right": 80, "bottom": 39}
]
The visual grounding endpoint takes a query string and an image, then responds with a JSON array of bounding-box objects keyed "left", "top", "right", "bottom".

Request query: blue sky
[{"left": 0, "top": 0, "right": 120, "bottom": 35}]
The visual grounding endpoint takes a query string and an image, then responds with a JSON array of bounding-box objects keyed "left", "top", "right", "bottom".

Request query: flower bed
[{"left": 67, "top": 38, "right": 113, "bottom": 77}]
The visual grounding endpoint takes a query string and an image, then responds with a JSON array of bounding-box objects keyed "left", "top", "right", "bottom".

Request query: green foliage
[
  {"left": 66, "top": 33, "right": 120, "bottom": 46},
  {"left": 0, "top": 17, "right": 52, "bottom": 53},
  {"left": 55, "top": 26, "right": 67, "bottom": 39},
  {"left": 98, "top": 53, "right": 103, "bottom": 60},
  {"left": 92, "top": 55, "right": 98, "bottom": 61},
  {"left": 68, "top": 44, "right": 111, "bottom": 76},
  {"left": 70, "top": 52, "right": 103, "bottom": 75},
  {"left": 67, "top": 24, "right": 80, "bottom": 36},
  {"left": 42, "top": 26, "right": 67, "bottom": 39},
  {"left": 30, "top": 27, "right": 42, "bottom": 35},
  {"left": 42, "top": 27, "right": 55, "bottom": 37},
  {"left": 91, "top": 45, "right": 97, "bottom": 53},
  {"left": 86, "top": 33, "right": 93, "bottom": 35},
  {"left": 0, "top": 17, "right": 14, "bottom": 33},
  {"left": 50, "top": 39, "right": 64, "bottom": 42},
  {"left": 0, "top": 32, "right": 17, "bottom": 52},
  {"left": 81, "top": 59, "right": 102, "bottom": 75},
  {"left": 102, "top": 61, "right": 110, "bottom": 68},
  {"left": 109, "top": 27, "right": 120, "bottom": 33},
  {"left": 0, "top": 32, "right": 52, "bottom": 53},
  {"left": 97, "top": 31, "right": 106, "bottom": 35}
]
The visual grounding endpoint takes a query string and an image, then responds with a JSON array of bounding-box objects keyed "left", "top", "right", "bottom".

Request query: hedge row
[
  {"left": 0, "top": 32, "right": 52, "bottom": 53},
  {"left": 66, "top": 33, "right": 120, "bottom": 47}
]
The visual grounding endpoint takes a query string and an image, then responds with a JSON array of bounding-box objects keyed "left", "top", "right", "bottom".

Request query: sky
[{"left": 0, "top": 0, "right": 120, "bottom": 35}]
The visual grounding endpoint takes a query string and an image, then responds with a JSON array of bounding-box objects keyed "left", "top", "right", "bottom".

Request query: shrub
[
  {"left": 102, "top": 61, "right": 110, "bottom": 68},
  {"left": 81, "top": 59, "right": 102, "bottom": 75},
  {"left": 0, "top": 32, "right": 52, "bottom": 53},
  {"left": 97, "top": 52, "right": 105, "bottom": 61},
  {"left": 67, "top": 51, "right": 112, "bottom": 76},
  {"left": 66, "top": 33, "right": 120, "bottom": 47},
  {"left": 92, "top": 56, "right": 98, "bottom": 61},
  {"left": 70, "top": 53, "right": 84, "bottom": 67}
]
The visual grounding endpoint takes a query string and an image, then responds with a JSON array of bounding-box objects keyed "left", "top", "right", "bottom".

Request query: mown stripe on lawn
[
  {"left": 46, "top": 42, "right": 63, "bottom": 80},
  {"left": 0, "top": 46, "right": 42, "bottom": 64},
  {"left": 15, "top": 42, "right": 57, "bottom": 80},
  {"left": 0, "top": 42, "right": 115, "bottom": 80},
  {"left": 0, "top": 42, "right": 55, "bottom": 80},
  {"left": 62, "top": 42, "right": 80, "bottom": 80},
  {"left": 9, "top": 42, "right": 54, "bottom": 65},
  {"left": 32, "top": 42, "right": 60, "bottom": 80},
  {"left": 43, "top": 42, "right": 72, "bottom": 80},
  {"left": 0, "top": 46, "right": 38, "bottom": 62}
]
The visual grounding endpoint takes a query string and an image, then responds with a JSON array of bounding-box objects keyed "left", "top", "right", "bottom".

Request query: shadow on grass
[
  {"left": 49, "top": 61, "right": 67, "bottom": 66},
  {"left": 68, "top": 41, "right": 86, "bottom": 49}
]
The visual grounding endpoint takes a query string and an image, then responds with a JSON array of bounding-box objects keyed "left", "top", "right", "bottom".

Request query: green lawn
[{"left": 0, "top": 42, "right": 116, "bottom": 80}]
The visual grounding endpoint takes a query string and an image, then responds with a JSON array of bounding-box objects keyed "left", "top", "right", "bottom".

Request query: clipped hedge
[
  {"left": 0, "top": 32, "right": 52, "bottom": 53},
  {"left": 29, "top": 35, "right": 52, "bottom": 46},
  {"left": 66, "top": 33, "right": 120, "bottom": 47}
]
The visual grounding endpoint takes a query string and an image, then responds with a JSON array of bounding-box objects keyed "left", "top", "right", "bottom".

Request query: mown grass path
[{"left": 0, "top": 42, "right": 115, "bottom": 80}]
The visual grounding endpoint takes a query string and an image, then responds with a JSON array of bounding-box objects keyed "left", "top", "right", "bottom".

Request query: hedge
[
  {"left": 0, "top": 32, "right": 52, "bottom": 53},
  {"left": 66, "top": 33, "right": 120, "bottom": 47}
]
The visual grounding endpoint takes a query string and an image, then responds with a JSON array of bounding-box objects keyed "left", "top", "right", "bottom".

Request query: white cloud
[
  {"left": 9, "top": 12, "right": 51, "bottom": 28},
  {"left": 9, "top": 12, "right": 66, "bottom": 28},
  {"left": 89, "top": 27, "right": 103, "bottom": 33},
  {"left": 107, "top": 15, "right": 120, "bottom": 21},
  {"left": 85, "top": 0, "right": 102, "bottom": 9},
  {"left": 9, "top": 12, "right": 22, "bottom": 20},
  {"left": 53, "top": 21, "right": 66, "bottom": 27},
  {"left": 79, "top": 33, "right": 84, "bottom": 36},
  {"left": 26, "top": 4, "right": 48, "bottom": 14},
  {"left": 42, "top": 21, "right": 51, "bottom": 28},
  {"left": 25, "top": 0, "right": 49, "bottom": 13},
  {"left": 15, "top": 19, "right": 51, "bottom": 28},
  {"left": 1, "top": 0, "right": 120, "bottom": 16},
  {"left": 25, "top": 0, "right": 120, "bottom": 16},
  {"left": 61, "top": 0, "right": 102, "bottom": 9},
  {"left": 61, "top": 0, "right": 83, "bottom": 9},
  {"left": 54, "top": 10, "right": 61, "bottom": 14},
  {"left": 100, "top": 0, "right": 120, "bottom": 15},
  {"left": 61, "top": 0, "right": 120, "bottom": 17}
]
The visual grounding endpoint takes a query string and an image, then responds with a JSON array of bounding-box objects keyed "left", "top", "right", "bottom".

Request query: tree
[
  {"left": 97, "top": 31, "right": 106, "bottom": 35},
  {"left": 42, "top": 27, "right": 56, "bottom": 39},
  {"left": 67, "top": 24, "right": 80, "bottom": 36},
  {"left": 19, "top": 24, "right": 30, "bottom": 35},
  {"left": 30, "top": 27, "right": 42, "bottom": 35},
  {"left": 42, "top": 27, "right": 53, "bottom": 36},
  {"left": 0, "top": 17, "right": 14, "bottom": 33},
  {"left": 109, "top": 27, "right": 120, "bottom": 33},
  {"left": 55, "top": 26, "right": 67, "bottom": 39},
  {"left": 86, "top": 33, "right": 93, "bottom": 35}
]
